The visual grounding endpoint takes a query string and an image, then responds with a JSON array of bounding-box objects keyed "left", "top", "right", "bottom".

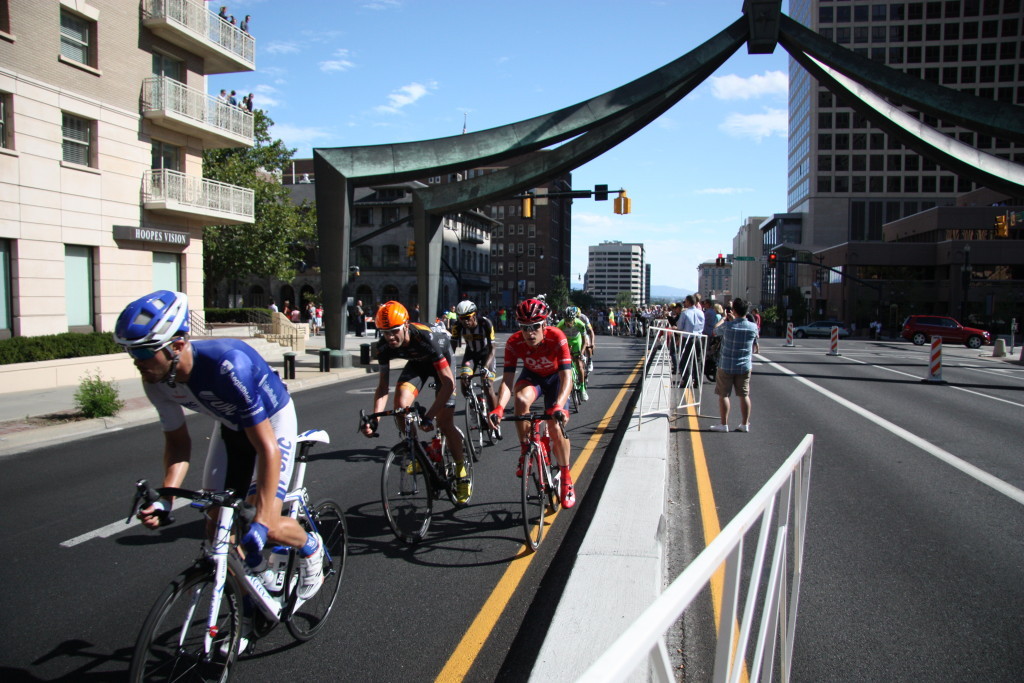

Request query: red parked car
[{"left": 900, "top": 315, "right": 992, "bottom": 349}]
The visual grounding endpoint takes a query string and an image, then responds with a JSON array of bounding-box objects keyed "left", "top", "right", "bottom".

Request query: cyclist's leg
[
  {"left": 392, "top": 366, "right": 425, "bottom": 430},
  {"left": 538, "top": 375, "right": 571, "bottom": 468},
  {"left": 458, "top": 359, "right": 474, "bottom": 397},
  {"left": 512, "top": 373, "right": 541, "bottom": 444}
]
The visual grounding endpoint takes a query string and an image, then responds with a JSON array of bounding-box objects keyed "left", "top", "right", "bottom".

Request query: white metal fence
[
  {"left": 143, "top": 0, "right": 255, "bottom": 66},
  {"left": 142, "top": 77, "right": 253, "bottom": 141},
  {"left": 578, "top": 435, "right": 814, "bottom": 683},
  {"left": 143, "top": 169, "right": 254, "bottom": 221},
  {"left": 640, "top": 322, "right": 707, "bottom": 425}
]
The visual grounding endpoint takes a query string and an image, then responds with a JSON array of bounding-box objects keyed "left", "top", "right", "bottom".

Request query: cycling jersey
[
  {"left": 145, "top": 339, "right": 291, "bottom": 432},
  {"left": 375, "top": 322, "right": 454, "bottom": 370},
  {"left": 452, "top": 316, "right": 495, "bottom": 354},
  {"left": 557, "top": 318, "right": 588, "bottom": 355},
  {"left": 503, "top": 326, "right": 571, "bottom": 377}
]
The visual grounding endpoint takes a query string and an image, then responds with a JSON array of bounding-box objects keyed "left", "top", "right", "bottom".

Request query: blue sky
[{"left": 210, "top": 0, "right": 791, "bottom": 292}]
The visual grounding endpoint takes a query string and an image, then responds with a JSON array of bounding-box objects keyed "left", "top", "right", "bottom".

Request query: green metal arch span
[{"left": 313, "top": 18, "right": 747, "bottom": 185}]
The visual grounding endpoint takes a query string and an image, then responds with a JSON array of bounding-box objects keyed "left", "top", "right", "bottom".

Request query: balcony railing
[
  {"left": 143, "top": 169, "right": 254, "bottom": 224},
  {"left": 142, "top": 77, "right": 253, "bottom": 147},
  {"left": 142, "top": 0, "right": 255, "bottom": 73}
]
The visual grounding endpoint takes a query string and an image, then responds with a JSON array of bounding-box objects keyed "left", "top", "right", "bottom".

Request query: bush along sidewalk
[
  {"left": 0, "top": 332, "right": 122, "bottom": 365},
  {"left": 74, "top": 369, "right": 125, "bottom": 418}
]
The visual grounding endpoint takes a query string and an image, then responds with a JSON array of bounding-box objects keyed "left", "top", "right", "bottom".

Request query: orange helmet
[{"left": 375, "top": 301, "right": 409, "bottom": 330}]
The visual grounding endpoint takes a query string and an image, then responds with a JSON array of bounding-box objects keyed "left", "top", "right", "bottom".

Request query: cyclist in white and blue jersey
[{"left": 115, "top": 290, "right": 323, "bottom": 601}]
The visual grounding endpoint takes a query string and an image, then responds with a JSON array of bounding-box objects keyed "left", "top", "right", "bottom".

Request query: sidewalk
[{"left": 0, "top": 330, "right": 378, "bottom": 457}]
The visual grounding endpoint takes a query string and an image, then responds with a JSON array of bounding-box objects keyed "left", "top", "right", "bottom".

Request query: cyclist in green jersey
[{"left": 557, "top": 306, "right": 590, "bottom": 402}]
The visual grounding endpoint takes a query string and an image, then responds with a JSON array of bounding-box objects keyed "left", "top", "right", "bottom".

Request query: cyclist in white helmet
[
  {"left": 115, "top": 290, "right": 325, "bottom": 608},
  {"left": 451, "top": 300, "right": 500, "bottom": 421}
]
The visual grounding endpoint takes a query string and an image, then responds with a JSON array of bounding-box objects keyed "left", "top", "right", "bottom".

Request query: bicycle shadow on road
[{"left": 8, "top": 638, "right": 134, "bottom": 682}]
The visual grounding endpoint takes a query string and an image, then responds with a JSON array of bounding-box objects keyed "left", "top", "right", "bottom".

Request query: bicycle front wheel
[
  {"left": 129, "top": 566, "right": 241, "bottom": 683},
  {"left": 521, "top": 446, "right": 545, "bottom": 551},
  {"left": 287, "top": 499, "right": 348, "bottom": 641},
  {"left": 463, "top": 397, "right": 482, "bottom": 463},
  {"left": 381, "top": 443, "right": 433, "bottom": 543}
]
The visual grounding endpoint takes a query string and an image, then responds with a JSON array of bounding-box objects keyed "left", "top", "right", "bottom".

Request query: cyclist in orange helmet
[{"left": 361, "top": 301, "right": 472, "bottom": 504}]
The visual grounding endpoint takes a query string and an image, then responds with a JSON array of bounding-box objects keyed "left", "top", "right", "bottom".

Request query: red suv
[{"left": 900, "top": 315, "right": 992, "bottom": 349}]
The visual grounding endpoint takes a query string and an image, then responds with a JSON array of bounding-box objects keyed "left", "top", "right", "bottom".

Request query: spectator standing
[
  {"left": 245, "top": 93, "right": 254, "bottom": 113},
  {"left": 676, "top": 295, "right": 705, "bottom": 386},
  {"left": 709, "top": 297, "right": 759, "bottom": 432},
  {"left": 240, "top": 14, "right": 251, "bottom": 33},
  {"left": 409, "top": 303, "right": 420, "bottom": 323},
  {"left": 218, "top": 6, "right": 229, "bottom": 21},
  {"left": 354, "top": 300, "right": 366, "bottom": 337},
  {"left": 268, "top": 299, "right": 278, "bottom": 313},
  {"left": 228, "top": 90, "right": 238, "bottom": 107}
]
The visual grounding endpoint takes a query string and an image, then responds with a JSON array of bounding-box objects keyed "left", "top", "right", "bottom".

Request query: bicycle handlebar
[
  {"left": 128, "top": 479, "right": 255, "bottom": 526},
  {"left": 359, "top": 403, "right": 428, "bottom": 437},
  {"left": 500, "top": 412, "right": 568, "bottom": 438}
]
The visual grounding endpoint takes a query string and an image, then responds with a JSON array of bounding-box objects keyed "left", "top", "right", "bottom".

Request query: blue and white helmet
[{"left": 114, "top": 290, "right": 190, "bottom": 348}]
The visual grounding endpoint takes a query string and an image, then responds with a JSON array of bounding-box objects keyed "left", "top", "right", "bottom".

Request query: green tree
[
  {"left": 202, "top": 111, "right": 317, "bottom": 304},
  {"left": 570, "top": 289, "right": 602, "bottom": 311},
  {"left": 548, "top": 275, "right": 570, "bottom": 317},
  {"left": 615, "top": 290, "right": 636, "bottom": 309}
]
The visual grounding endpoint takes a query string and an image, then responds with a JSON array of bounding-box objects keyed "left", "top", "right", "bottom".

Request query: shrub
[
  {"left": 74, "top": 369, "right": 125, "bottom": 418},
  {"left": 0, "top": 332, "right": 123, "bottom": 365}
]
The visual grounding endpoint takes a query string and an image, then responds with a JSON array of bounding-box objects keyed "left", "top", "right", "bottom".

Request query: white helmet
[
  {"left": 114, "top": 290, "right": 190, "bottom": 349},
  {"left": 455, "top": 300, "right": 477, "bottom": 317}
]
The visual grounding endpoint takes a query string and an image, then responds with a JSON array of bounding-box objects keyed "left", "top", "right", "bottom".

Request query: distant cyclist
[
  {"left": 360, "top": 301, "right": 472, "bottom": 504},
  {"left": 450, "top": 300, "right": 500, "bottom": 424},
  {"left": 557, "top": 306, "right": 590, "bottom": 402},
  {"left": 571, "top": 306, "right": 596, "bottom": 374},
  {"left": 488, "top": 298, "right": 576, "bottom": 508},
  {"left": 116, "top": 290, "right": 324, "bottom": 601}
]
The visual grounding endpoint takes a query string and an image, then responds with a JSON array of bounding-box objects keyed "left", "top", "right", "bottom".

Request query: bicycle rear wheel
[
  {"left": 381, "top": 443, "right": 433, "bottom": 543},
  {"left": 521, "top": 446, "right": 545, "bottom": 551},
  {"left": 129, "top": 566, "right": 241, "bottom": 683},
  {"left": 286, "top": 499, "right": 348, "bottom": 641}
]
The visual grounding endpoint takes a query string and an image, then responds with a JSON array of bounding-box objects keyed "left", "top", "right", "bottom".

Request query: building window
[
  {"left": 65, "top": 245, "right": 94, "bottom": 331},
  {"left": 151, "top": 140, "right": 180, "bottom": 171},
  {"left": 355, "top": 208, "right": 372, "bottom": 226},
  {"left": 60, "top": 10, "right": 94, "bottom": 67},
  {"left": 152, "top": 52, "right": 183, "bottom": 81},
  {"left": 62, "top": 113, "right": 93, "bottom": 166},
  {"left": 0, "top": 239, "right": 11, "bottom": 337},
  {"left": 0, "top": 92, "right": 10, "bottom": 149},
  {"left": 527, "top": 224, "right": 535, "bottom": 238},
  {"left": 382, "top": 244, "right": 400, "bottom": 266},
  {"left": 152, "top": 252, "right": 181, "bottom": 291}
]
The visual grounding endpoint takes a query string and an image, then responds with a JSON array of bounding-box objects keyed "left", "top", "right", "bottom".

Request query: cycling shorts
[
  {"left": 566, "top": 335, "right": 584, "bottom": 357},
  {"left": 397, "top": 360, "right": 457, "bottom": 408},
  {"left": 459, "top": 350, "right": 496, "bottom": 380},
  {"left": 515, "top": 368, "right": 567, "bottom": 413},
  {"left": 202, "top": 400, "right": 297, "bottom": 500}
]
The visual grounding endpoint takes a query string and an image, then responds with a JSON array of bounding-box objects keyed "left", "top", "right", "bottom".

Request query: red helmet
[{"left": 516, "top": 298, "right": 548, "bottom": 324}]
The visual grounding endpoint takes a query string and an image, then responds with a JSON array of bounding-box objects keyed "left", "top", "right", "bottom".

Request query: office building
[
  {"left": 0, "top": 0, "right": 255, "bottom": 338},
  {"left": 585, "top": 241, "right": 646, "bottom": 308}
]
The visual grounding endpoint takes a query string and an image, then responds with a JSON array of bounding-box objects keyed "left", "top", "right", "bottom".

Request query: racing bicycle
[
  {"left": 569, "top": 357, "right": 585, "bottom": 413},
  {"left": 502, "top": 413, "right": 566, "bottom": 551},
  {"left": 462, "top": 367, "right": 501, "bottom": 461},
  {"left": 361, "top": 404, "right": 472, "bottom": 544},
  {"left": 128, "top": 429, "right": 347, "bottom": 682}
]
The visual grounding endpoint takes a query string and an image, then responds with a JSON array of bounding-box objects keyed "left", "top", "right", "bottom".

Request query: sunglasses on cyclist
[
  {"left": 124, "top": 340, "right": 175, "bottom": 360},
  {"left": 519, "top": 322, "right": 544, "bottom": 332}
]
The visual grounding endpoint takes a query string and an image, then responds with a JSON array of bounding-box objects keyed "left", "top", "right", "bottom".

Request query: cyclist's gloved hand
[
  {"left": 547, "top": 407, "right": 567, "bottom": 424},
  {"left": 137, "top": 499, "right": 171, "bottom": 529},
  {"left": 488, "top": 407, "right": 504, "bottom": 428},
  {"left": 420, "top": 417, "right": 435, "bottom": 432},
  {"left": 242, "top": 522, "right": 269, "bottom": 567},
  {"left": 360, "top": 416, "right": 379, "bottom": 437}
]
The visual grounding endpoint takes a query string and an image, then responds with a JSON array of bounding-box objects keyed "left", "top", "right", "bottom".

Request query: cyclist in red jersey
[{"left": 488, "top": 298, "right": 576, "bottom": 508}]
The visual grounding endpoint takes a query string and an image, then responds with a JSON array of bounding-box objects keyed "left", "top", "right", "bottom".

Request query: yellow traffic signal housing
[
  {"left": 614, "top": 190, "right": 631, "bottom": 215},
  {"left": 995, "top": 215, "right": 1008, "bottom": 238},
  {"left": 522, "top": 195, "right": 534, "bottom": 219},
  {"left": 406, "top": 240, "right": 415, "bottom": 257}
]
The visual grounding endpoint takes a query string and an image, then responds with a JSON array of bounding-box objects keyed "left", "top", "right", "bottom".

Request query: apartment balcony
[
  {"left": 141, "top": 0, "right": 255, "bottom": 73},
  {"left": 142, "top": 77, "right": 253, "bottom": 148},
  {"left": 143, "top": 169, "right": 254, "bottom": 225}
]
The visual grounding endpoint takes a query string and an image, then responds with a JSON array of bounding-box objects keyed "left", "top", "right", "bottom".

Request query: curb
[
  {"left": 530, "top": 407, "right": 670, "bottom": 680},
  {"left": 0, "top": 366, "right": 372, "bottom": 458}
]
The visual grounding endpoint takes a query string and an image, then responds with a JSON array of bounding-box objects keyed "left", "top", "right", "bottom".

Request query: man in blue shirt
[
  {"left": 676, "top": 295, "right": 705, "bottom": 387},
  {"left": 708, "top": 297, "right": 759, "bottom": 433}
]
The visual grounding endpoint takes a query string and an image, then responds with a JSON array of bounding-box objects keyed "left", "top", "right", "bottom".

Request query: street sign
[{"left": 734, "top": 256, "right": 756, "bottom": 261}]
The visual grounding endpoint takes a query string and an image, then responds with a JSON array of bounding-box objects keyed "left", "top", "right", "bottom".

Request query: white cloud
[
  {"left": 249, "top": 84, "right": 280, "bottom": 108},
  {"left": 320, "top": 49, "right": 355, "bottom": 73},
  {"left": 719, "top": 108, "right": 787, "bottom": 142},
  {"left": 361, "top": 0, "right": 402, "bottom": 9},
  {"left": 268, "top": 123, "right": 332, "bottom": 149},
  {"left": 265, "top": 41, "right": 300, "bottom": 55},
  {"left": 375, "top": 81, "right": 437, "bottom": 114},
  {"left": 694, "top": 187, "right": 755, "bottom": 195},
  {"left": 709, "top": 70, "right": 787, "bottom": 100}
]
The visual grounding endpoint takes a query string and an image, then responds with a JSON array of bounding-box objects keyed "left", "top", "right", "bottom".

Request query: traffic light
[
  {"left": 716, "top": 253, "right": 725, "bottom": 267},
  {"left": 995, "top": 214, "right": 1008, "bottom": 238},
  {"left": 522, "top": 194, "right": 534, "bottom": 219},
  {"left": 594, "top": 184, "right": 609, "bottom": 201},
  {"left": 614, "top": 190, "right": 631, "bottom": 215},
  {"left": 768, "top": 253, "right": 778, "bottom": 269},
  {"left": 406, "top": 240, "right": 415, "bottom": 257}
]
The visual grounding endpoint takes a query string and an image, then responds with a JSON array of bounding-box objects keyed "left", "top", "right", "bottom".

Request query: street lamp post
[{"left": 960, "top": 244, "right": 971, "bottom": 321}]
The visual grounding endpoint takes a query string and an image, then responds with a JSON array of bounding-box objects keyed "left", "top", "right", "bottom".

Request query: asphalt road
[
  {"left": 0, "top": 333, "right": 645, "bottom": 682},
  {"left": 671, "top": 337, "right": 1024, "bottom": 681}
]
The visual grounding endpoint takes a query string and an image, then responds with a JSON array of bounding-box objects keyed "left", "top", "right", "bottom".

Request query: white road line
[
  {"left": 60, "top": 498, "right": 191, "bottom": 548},
  {"left": 764, "top": 358, "right": 1024, "bottom": 507}
]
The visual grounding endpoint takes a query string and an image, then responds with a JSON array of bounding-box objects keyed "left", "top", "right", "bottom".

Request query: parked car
[
  {"left": 793, "top": 321, "right": 850, "bottom": 338},
  {"left": 900, "top": 315, "right": 991, "bottom": 349}
]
